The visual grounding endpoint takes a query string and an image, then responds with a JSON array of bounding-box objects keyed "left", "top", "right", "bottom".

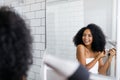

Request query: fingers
[
  {"left": 109, "top": 48, "right": 116, "bottom": 53},
  {"left": 98, "top": 51, "right": 105, "bottom": 54},
  {"left": 113, "top": 48, "right": 116, "bottom": 50},
  {"left": 108, "top": 48, "right": 116, "bottom": 56},
  {"left": 98, "top": 51, "right": 105, "bottom": 58}
]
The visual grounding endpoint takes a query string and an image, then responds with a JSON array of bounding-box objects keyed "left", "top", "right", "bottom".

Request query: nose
[{"left": 84, "top": 35, "right": 89, "bottom": 40}]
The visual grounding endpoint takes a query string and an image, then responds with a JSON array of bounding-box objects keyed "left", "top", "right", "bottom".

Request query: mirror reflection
[{"left": 46, "top": 0, "right": 116, "bottom": 77}]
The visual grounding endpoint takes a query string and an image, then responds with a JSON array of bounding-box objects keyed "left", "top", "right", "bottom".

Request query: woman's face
[{"left": 82, "top": 29, "right": 93, "bottom": 46}]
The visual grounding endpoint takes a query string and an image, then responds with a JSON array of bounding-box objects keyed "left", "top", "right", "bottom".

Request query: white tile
[
  {"left": 28, "top": 72, "right": 35, "bottom": 79},
  {"left": 31, "top": 27, "right": 36, "bottom": 34},
  {"left": 27, "top": 78, "right": 34, "bottom": 80},
  {"left": 30, "top": 19, "right": 41, "bottom": 27},
  {"left": 0, "top": 0, "right": 4, "bottom": 4},
  {"left": 23, "top": 5, "right": 31, "bottom": 12},
  {"left": 0, "top": 2, "right": 4, "bottom": 6},
  {"left": 34, "top": 58, "right": 42, "bottom": 65},
  {"left": 18, "top": 1, "right": 25, "bottom": 6},
  {"left": 31, "top": 27, "right": 44, "bottom": 35},
  {"left": 40, "top": 50, "right": 45, "bottom": 58},
  {"left": 41, "top": 2, "right": 45, "bottom": 9},
  {"left": 33, "top": 58, "right": 36, "bottom": 65},
  {"left": 33, "top": 42, "right": 45, "bottom": 50},
  {"left": 30, "top": 65, "right": 41, "bottom": 73},
  {"left": 35, "top": 0, "right": 45, "bottom": 3},
  {"left": 32, "top": 43, "right": 36, "bottom": 49},
  {"left": 39, "top": 43, "right": 45, "bottom": 50},
  {"left": 39, "top": 27, "right": 45, "bottom": 34},
  {"left": 33, "top": 43, "right": 41, "bottom": 50},
  {"left": 33, "top": 50, "right": 41, "bottom": 58},
  {"left": 33, "top": 35, "right": 41, "bottom": 42},
  {"left": 41, "top": 35, "right": 45, "bottom": 42},
  {"left": 39, "top": 10, "right": 45, "bottom": 18},
  {"left": 11, "top": 2, "right": 18, "bottom": 7},
  {"left": 30, "top": 3, "right": 42, "bottom": 11},
  {"left": 40, "top": 43, "right": 45, "bottom": 50},
  {"left": 41, "top": 18, "right": 45, "bottom": 26},
  {"left": 25, "top": 0, "right": 35, "bottom": 4},
  {"left": 35, "top": 27, "right": 43, "bottom": 34},
  {"left": 35, "top": 11, "right": 44, "bottom": 18},
  {"left": 36, "top": 73, "right": 41, "bottom": 80},
  {"left": 25, "top": 12, "right": 35, "bottom": 19}
]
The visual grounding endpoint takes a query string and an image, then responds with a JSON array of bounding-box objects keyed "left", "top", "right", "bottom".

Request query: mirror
[{"left": 46, "top": 0, "right": 117, "bottom": 78}]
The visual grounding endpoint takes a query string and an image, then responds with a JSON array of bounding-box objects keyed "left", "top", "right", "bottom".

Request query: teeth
[
  {"left": 84, "top": 41, "right": 89, "bottom": 43},
  {"left": 84, "top": 41, "right": 89, "bottom": 44}
]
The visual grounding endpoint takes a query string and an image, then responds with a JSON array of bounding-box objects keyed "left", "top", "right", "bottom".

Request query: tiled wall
[
  {"left": 46, "top": 0, "right": 84, "bottom": 61},
  {"left": 0, "top": 0, "right": 46, "bottom": 80}
]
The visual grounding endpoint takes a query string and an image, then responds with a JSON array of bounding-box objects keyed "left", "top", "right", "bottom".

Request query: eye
[
  {"left": 88, "top": 34, "right": 92, "bottom": 37},
  {"left": 83, "top": 34, "right": 86, "bottom": 37}
]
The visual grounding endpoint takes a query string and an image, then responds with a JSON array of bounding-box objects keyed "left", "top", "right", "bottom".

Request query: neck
[{"left": 86, "top": 45, "right": 91, "bottom": 50}]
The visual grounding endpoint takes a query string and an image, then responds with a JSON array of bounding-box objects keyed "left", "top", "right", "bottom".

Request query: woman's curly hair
[
  {"left": 0, "top": 6, "right": 33, "bottom": 80},
  {"left": 73, "top": 23, "right": 106, "bottom": 52}
]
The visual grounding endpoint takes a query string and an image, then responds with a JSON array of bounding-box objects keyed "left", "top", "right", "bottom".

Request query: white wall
[
  {"left": 46, "top": 0, "right": 84, "bottom": 61},
  {"left": 84, "top": 0, "right": 113, "bottom": 39}
]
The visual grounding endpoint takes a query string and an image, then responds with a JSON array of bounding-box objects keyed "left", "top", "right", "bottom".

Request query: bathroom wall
[
  {"left": 84, "top": 0, "right": 114, "bottom": 39},
  {"left": 46, "top": 0, "right": 84, "bottom": 61},
  {"left": 0, "top": 0, "right": 46, "bottom": 80}
]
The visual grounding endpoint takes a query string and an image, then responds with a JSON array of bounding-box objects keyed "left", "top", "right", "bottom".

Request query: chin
[{"left": 84, "top": 43, "right": 91, "bottom": 46}]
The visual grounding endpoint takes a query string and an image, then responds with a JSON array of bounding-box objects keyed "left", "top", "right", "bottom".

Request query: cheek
[
  {"left": 90, "top": 37, "right": 93, "bottom": 42},
  {"left": 82, "top": 37, "right": 85, "bottom": 41}
]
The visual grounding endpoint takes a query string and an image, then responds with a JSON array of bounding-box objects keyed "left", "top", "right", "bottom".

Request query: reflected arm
[
  {"left": 98, "top": 56, "right": 113, "bottom": 75},
  {"left": 77, "top": 45, "right": 101, "bottom": 70},
  {"left": 98, "top": 48, "right": 116, "bottom": 75}
]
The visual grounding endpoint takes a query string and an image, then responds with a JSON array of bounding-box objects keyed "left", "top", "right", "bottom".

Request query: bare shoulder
[
  {"left": 76, "top": 44, "right": 86, "bottom": 60},
  {"left": 77, "top": 44, "right": 85, "bottom": 50},
  {"left": 77, "top": 44, "right": 86, "bottom": 54}
]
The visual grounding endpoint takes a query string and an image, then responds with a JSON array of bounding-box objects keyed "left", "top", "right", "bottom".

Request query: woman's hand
[
  {"left": 96, "top": 51, "right": 105, "bottom": 59},
  {"left": 108, "top": 48, "right": 116, "bottom": 57}
]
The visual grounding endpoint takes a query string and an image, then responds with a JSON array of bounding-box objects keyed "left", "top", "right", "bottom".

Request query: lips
[
  {"left": 83, "top": 40, "right": 91, "bottom": 45},
  {"left": 84, "top": 40, "right": 90, "bottom": 43}
]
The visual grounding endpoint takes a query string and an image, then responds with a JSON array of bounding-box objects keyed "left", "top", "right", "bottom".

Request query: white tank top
[{"left": 86, "top": 58, "right": 98, "bottom": 74}]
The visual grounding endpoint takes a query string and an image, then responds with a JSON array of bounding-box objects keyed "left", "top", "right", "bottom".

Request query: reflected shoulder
[{"left": 77, "top": 44, "right": 85, "bottom": 49}]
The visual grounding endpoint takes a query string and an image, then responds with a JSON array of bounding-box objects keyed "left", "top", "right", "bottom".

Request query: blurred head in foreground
[{"left": 0, "top": 6, "right": 32, "bottom": 80}]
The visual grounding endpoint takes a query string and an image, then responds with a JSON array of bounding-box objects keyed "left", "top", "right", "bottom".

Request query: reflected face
[{"left": 82, "top": 29, "right": 93, "bottom": 46}]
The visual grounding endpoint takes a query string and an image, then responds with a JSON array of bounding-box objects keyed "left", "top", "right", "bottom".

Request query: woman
[{"left": 73, "top": 23, "right": 116, "bottom": 75}]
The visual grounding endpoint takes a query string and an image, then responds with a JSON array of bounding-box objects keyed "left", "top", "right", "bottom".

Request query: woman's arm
[
  {"left": 98, "top": 48, "right": 116, "bottom": 75},
  {"left": 76, "top": 45, "right": 101, "bottom": 70},
  {"left": 98, "top": 56, "right": 113, "bottom": 75}
]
